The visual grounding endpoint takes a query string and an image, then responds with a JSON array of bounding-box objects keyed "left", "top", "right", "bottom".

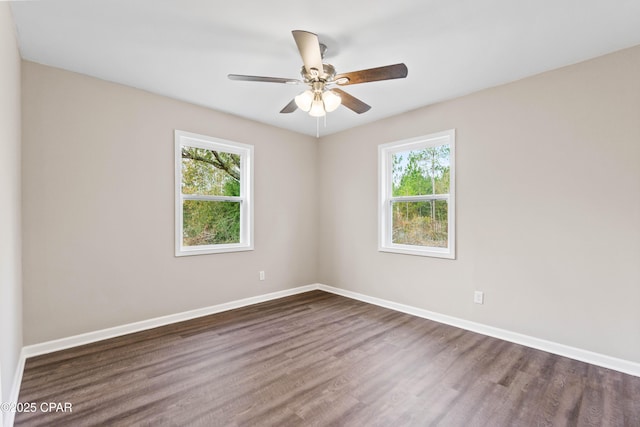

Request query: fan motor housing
[{"left": 301, "top": 63, "right": 336, "bottom": 83}]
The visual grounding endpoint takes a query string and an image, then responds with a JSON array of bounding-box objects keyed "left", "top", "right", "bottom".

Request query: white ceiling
[{"left": 10, "top": 0, "right": 640, "bottom": 137}]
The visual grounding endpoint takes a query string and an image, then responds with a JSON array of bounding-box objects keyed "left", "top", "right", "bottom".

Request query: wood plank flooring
[{"left": 14, "top": 291, "right": 640, "bottom": 426}]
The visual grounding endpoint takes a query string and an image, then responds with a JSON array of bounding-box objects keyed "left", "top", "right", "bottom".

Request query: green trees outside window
[
  {"left": 181, "top": 147, "right": 241, "bottom": 246},
  {"left": 175, "top": 131, "right": 253, "bottom": 256},
  {"left": 391, "top": 146, "right": 450, "bottom": 247},
  {"left": 379, "top": 130, "right": 455, "bottom": 258}
]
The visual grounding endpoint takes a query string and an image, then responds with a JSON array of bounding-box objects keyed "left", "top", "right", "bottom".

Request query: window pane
[
  {"left": 392, "top": 200, "right": 448, "bottom": 248},
  {"left": 181, "top": 147, "right": 240, "bottom": 196},
  {"left": 183, "top": 200, "right": 240, "bottom": 246},
  {"left": 392, "top": 145, "right": 450, "bottom": 196}
]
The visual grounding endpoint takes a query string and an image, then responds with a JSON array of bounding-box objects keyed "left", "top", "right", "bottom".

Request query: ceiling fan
[{"left": 228, "top": 30, "right": 408, "bottom": 117}]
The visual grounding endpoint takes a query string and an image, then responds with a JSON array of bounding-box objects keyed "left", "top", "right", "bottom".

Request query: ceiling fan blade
[
  {"left": 331, "top": 88, "right": 371, "bottom": 114},
  {"left": 280, "top": 99, "right": 298, "bottom": 114},
  {"left": 228, "top": 74, "right": 301, "bottom": 84},
  {"left": 292, "top": 30, "right": 324, "bottom": 76},
  {"left": 335, "top": 63, "right": 408, "bottom": 86}
]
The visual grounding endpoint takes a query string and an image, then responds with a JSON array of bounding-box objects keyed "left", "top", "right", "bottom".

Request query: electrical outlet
[
  {"left": 259, "top": 271, "right": 265, "bottom": 281},
  {"left": 474, "top": 291, "right": 484, "bottom": 304}
]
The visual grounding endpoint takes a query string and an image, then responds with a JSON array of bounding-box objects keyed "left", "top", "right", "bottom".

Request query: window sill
[
  {"left": 175, "top": 244, "right": 254, "bottom": 257},
  {"left": 378, "top": 244, "right": 455, "bottom": 259}
]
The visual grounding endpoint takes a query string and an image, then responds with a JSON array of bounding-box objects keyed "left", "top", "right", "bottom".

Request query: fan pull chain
[{"left": 316, "top": 117, "right": 319, "bottom": 138}]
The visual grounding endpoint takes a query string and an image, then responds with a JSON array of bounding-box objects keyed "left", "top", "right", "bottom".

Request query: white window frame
[
  {"left": 378, "top": 129, "right": 456, "bottom": 259},
  {"left": 175, "top": 130, "right": 254, "bottom": 256}
]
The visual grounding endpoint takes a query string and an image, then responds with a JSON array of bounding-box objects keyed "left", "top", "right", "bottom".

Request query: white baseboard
[
  {"left": 22, "top": 284, "right": 318, "bottom": 359},
  {"left": 3, "top": 348, "right": 26, "bottom": 427},
  {"left": 317, "top": 284, "right": 640, "bottom": 378},
  {"left": 11, "top": 281, "right": 639, "bottom": 422}
]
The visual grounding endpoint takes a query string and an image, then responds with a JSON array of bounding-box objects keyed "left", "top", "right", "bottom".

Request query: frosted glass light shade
[
  {"left": 322, "top": 90, "right": 341, "bottom": 112},
  {"left": 309, "top": 98, "right": 326, "bottom": 117},
  {"left": 294, "top": 90, "right": 313, "bottom": 111}
]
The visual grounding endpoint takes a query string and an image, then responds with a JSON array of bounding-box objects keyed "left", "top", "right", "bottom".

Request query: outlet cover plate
[{"left": 474, "top": 291, "right": 484, "bottom": 304}]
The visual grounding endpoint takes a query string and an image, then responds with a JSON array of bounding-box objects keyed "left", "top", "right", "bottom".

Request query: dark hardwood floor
[{"left": 15, "top": 291, "right": 640, "bottom": 426}]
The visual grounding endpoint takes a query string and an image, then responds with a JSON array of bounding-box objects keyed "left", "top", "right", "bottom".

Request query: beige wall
[
  {"left": 22, "top": 62, "right": 318, "bottom": 344},
  {"left": 20, "top": 43, "right": 640, "bottom": 365},
  {"left": 318, "top": 45, "right": 640, "bottom": 363},
  {"left": 0, "top": 3, "right": 23, "bottom": 405}
]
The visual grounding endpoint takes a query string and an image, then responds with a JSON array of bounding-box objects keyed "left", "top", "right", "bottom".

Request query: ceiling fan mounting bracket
[{"left": 319, "top": 43, "right": 327, "bottom": 59}]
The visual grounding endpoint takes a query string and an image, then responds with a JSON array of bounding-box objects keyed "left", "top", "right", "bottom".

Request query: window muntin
[
  {"left": 175, "top": 131, "right": 253, "bottom": 256},
  {"left": 379, "top": 130, "right": 455, "bottom": 258}
]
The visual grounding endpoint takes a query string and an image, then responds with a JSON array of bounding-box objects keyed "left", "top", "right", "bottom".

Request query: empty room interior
[{"left": 1, "top": 1, "right": 640, "bottom": 426}]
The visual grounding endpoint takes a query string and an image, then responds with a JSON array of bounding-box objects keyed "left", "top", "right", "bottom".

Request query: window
[
  {"left": 175, "top": 130, "right": 253, "bottom": 256},
  {"left": 378, "top": 130, "right": 455, "bottom": 258}
]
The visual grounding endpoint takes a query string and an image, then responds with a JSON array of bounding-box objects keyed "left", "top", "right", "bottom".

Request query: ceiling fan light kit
[
  {"left": 309, "top": 96, "right": 326, "bottom": 117},
  {"left": 228, "top": 30, "right": 408, "bottom": 120},
  {"left": 294, "top": 82, "right": 342, "bottom": 117},
  {"left": 321, "top": 90, "right": 341, "bottom": 112},
  {"left": 294, "top": 90, "right": 313, "bottom": 112}
]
